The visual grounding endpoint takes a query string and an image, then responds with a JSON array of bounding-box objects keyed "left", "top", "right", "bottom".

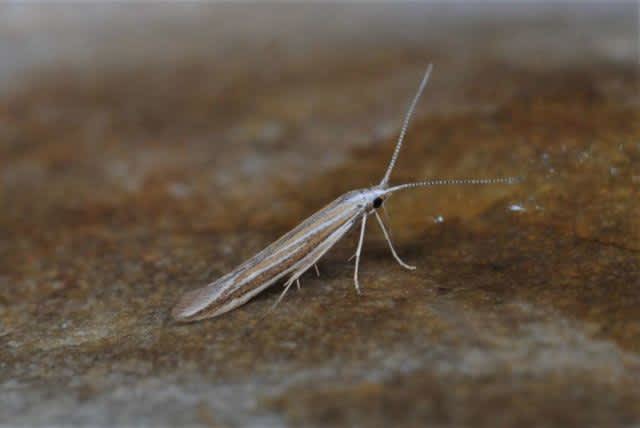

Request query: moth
[{"left": 172, "top": 64, "right": 517, "bottom": 322}]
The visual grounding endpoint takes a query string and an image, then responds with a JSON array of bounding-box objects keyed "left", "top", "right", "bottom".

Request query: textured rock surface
[{"left": 1, "top": 4, "right": 639, "bottom": 427}]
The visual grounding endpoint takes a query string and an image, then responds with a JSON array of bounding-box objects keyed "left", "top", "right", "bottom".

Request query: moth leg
[
  {"left": 353, "top": 214, "right": 368, "bottom": 294},
  {"left": 270, "top": 275, "right": 297, "bottom": 312},
  {"left": 314, "top": 264, "right": 320, "bottom": 277},
  {"left": 374, "top": 211, "right": 416, "bottom": 270},
  {"left": 296, "top": 279, "right": 301, "bottom": 290}
]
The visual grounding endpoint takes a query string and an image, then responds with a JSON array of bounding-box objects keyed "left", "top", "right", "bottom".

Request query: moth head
[{"left": 363, "top": 187, "right": 389, "bottom": 211}]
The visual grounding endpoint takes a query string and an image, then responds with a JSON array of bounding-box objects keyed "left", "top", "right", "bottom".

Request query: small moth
[{"left": 172, "top": 65, "right": 518, "bottom": 322}]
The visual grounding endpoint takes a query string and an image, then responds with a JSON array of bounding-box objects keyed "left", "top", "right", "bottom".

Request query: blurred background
[{"left": 1, "top": 3, "right": 639, "bottom": 427}]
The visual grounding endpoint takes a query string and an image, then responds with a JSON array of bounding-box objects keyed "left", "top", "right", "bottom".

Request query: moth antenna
[
  {"left": 386, "top": 177, "right": 521, "bottom": 194},
  {"left": 380, "top": 64, "right": 434, "bottom": 187}
]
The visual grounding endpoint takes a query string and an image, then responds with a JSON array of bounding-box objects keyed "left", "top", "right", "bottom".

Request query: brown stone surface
[{"left": 1, "top": 4, "right": 639, "bottom": 427}]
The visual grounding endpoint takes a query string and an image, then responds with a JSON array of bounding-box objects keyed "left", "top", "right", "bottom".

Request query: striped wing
[{"left": 172, "top": 190, "right": 365, "bottom": 321}]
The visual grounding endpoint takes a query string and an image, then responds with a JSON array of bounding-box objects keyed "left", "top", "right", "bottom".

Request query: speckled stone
[{"left": 1, "top": 4, "right": 639, "bottom": 427}]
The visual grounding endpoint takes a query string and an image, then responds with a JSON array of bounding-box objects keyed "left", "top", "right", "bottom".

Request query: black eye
[{"left": 373, "top": 197, "right": 383, "bottom": 208}]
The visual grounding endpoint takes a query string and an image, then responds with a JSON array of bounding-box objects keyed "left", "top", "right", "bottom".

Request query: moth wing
[{"left": 172, "top": 191, "right": 365, "bottom": 322}]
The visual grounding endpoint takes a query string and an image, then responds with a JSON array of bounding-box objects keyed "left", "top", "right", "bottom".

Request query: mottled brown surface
[{"left": 1, "top": 4, "right": 639, "bottom": 427}]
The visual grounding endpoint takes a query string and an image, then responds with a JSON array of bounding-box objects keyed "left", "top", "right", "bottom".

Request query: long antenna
[
  {"left": 380, "top": 64, "right": 434, "bottom": 187},
  {"left": 386, "top": 177, "right": 521, "bottom": 194}
]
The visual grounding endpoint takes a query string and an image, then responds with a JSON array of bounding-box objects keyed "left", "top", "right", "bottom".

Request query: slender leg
[
  {"left": 353, "top": 215, "right": 368, "bottom": 294},
  {"left": 314, "top": 264, "right": 320, "bottom": 277},
  {"left": 296, "top": 279, "right": 301, "bottom": 290},
  {"left": 270, "top": 275, "right": 297, "bottom": 313},
  {"left": 374, "top": 211, "right": 416, "bottom": 270}
]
